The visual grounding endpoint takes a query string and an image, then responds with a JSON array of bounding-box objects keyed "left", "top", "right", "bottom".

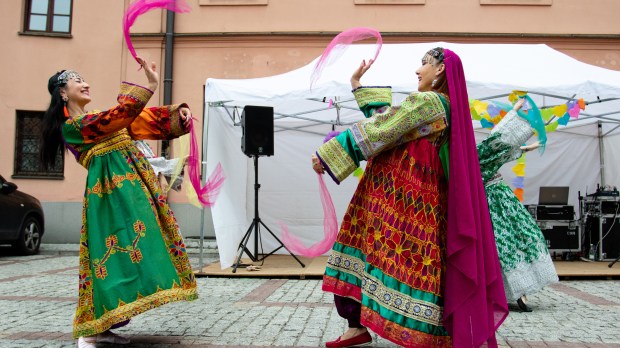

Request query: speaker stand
[
  {"left": 232, "top": 155, "right": 305, "bottom": 273},
  {"left": 609, "top": 253, "right": 620, "bottom": 268}
]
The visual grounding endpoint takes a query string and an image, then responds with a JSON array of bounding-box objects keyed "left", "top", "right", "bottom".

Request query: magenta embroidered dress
[{"left": 318, "top": 87, "right": 452, "bottom": 347}]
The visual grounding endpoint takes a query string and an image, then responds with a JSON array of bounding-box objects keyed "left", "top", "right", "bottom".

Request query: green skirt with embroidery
[
  {"left": 73, "top": 143, "right": 196, "bottom": 338},
  {"left": 485, "top": 180, "right": 558, "bottom": 301}
]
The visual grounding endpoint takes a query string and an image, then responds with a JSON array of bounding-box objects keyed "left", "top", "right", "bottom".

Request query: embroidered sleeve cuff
[
  {"left": 118, "top": 82, "right": 153, "bottom": 106},
  {"left": 170, "top": 103, "right": 190, "bottom": 138},
  {"left": 353, "top": 87, "right": 392, "bottom": 109},
  {"left": 317, "top": 138, "right": 357, "bottom": 184}
]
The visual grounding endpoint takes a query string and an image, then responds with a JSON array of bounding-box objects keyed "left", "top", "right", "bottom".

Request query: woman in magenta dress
[{"left": 312, "top": 48, "right": 508, "bottom": 348}]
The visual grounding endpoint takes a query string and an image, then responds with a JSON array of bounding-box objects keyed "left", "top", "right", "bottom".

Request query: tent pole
[
  {"left": 199, "top": 85, "right": 210, "bottom": 271},
  {"left": 598, "top": 121, "right": 605, "bottom": 186},
  {"left": 335, "top": 96, "right": 341, "bottom": 127},
  {"left": 597, "top": 121, "right": 606, "bottom": 261}
]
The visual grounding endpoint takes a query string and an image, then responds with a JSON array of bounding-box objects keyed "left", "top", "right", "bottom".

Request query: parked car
[{"left": 0, "top": 175, "right": 44, "bottom": 255}]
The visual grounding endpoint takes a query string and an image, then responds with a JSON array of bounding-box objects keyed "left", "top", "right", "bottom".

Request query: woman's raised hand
[
  {"left": 350, "top": 59, "right": 374, "bottom": 90},
  {"left": 520, "top": 141, "right": 540, "bottom": 152},
  {"left": 179, "top": 107, "right": 193, "bottom": 129},
  {"left": 513, "top": 97, "right": 526, "bottom": 111},
  {"left": 311, "top": 154, "right": 325, "bottom": 175},
  {"left": 136, "top": 56, "right": 159, "bottom": 92}
]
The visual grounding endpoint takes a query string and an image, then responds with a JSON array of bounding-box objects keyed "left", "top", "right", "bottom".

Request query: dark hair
[
  {"left": 40, "top": 71, "right": 67, "bottom": 170},
  {"left": 427, "top": 47, "right": 449, "bottom": 96}
]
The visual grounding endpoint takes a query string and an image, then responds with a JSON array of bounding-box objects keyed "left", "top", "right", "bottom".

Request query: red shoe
[{"left": 325, "top": 331, "right": 372, "bottom": 347}]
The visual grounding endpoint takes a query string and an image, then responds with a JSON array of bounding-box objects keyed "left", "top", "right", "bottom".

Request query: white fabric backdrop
[
  {"left": 208, "top": 109, "right": 605, "bottom": 269},
  {"left": 603, "top": 133, "right": 620, "bottom": 188},
  {"left": 207, "top": 112, "right": 361, "bottom": 269}
]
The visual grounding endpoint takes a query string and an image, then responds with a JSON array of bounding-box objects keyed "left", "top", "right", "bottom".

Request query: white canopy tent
[{"left": 203, "top": 42, "right": 620, "bottom": 269}]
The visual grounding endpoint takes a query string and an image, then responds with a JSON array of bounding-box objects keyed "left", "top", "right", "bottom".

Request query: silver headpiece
[
  {"left": 57, "top": 70, "right": 81, "bottom": 85},
  {"left": 422, "top": 48, "right": 444, "bottom": 65}
]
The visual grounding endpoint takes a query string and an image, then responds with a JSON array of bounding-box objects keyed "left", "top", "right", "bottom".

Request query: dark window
[
  {"left": 14, "top": 110, "right": 64, "bottom": 179},
  {"left": 24, "top": 0, "right": 73, "bottom": 34}
]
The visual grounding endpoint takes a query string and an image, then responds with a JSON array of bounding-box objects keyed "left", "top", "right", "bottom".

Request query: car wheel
[{"left": 13, "top": 216, "right": 42, "bottom": 255}]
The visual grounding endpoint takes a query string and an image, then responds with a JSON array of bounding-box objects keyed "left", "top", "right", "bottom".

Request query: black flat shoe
[{"left": 517, "top": 298, "right": 533, "bottom": 312}]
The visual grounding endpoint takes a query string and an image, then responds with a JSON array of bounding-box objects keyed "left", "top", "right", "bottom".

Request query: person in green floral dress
[
  {"left": 40, "top": 57, "right": 197, "bottom": 348},
  {"left": 477, "top": 97, "right": 559, "bottom": 312}
]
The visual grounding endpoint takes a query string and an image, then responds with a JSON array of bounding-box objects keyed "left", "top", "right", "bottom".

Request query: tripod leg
[
  {"left": 608, "top": 254, "right": 620, "bottom": 268},
  {"left": 258, "top": 220, "right": 306, "bottom": 268},
  {"left": 232, "top": 220, "right": 258, "bottom": 273},
  {"left": 244, "top": 155, "right": 305, "bottom": 268}
]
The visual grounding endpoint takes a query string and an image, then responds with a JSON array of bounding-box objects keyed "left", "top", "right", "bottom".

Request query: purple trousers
[
  {"left": 334, "top": 295, "right": 363, "bottom": 328},
  {"left": 110, "top": 319, "right": 130, "bottom": 330}
]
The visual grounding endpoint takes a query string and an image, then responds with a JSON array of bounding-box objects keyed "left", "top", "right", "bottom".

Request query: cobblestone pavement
[{"left": 0, "top": 245, "right": 619, "bottom": 348}]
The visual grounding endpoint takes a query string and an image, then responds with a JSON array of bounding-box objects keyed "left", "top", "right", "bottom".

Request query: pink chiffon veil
[
  {"left": 279, "top": 173, "right": 338, "bottom": 257},
  {"left": 442, "top": 49, "right": 509, "bottom": 347},
  {"left": 310, "top": 27, "right": 382, "bottom": 89},
  {"left": 281, "top": 27, "right": 381, "bottom": 257},
  {"left": 123, "top": 0, "right": 191, "bottom": 62},
  {"left": 123, "top": 0, "right": 224, "bottom": 206},
  {"left": 187, "top": 120, "right": 225, "bottom": 207}
]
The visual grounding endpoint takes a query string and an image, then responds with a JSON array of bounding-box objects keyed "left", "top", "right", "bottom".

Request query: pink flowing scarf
[
  {"left": 187, "top": 120, "right": 225, "bottom": 207},
  {"left": 123, "top": 1, "right": 223, "bottom": 206},
  {"left": 280, "top": 173, "right": 339, "bottom": 257},
  {"left": 123, "top": 0, "right": 191, "bottom": 62},
  {"left": 442, "top": 49, "right": 508, "bottom": 347},
  {"left": 310, "top": 27, "right": 382, "bottom": 89},
  {"left": 281, "top": 27, "right": 381, "bottom": 256}
]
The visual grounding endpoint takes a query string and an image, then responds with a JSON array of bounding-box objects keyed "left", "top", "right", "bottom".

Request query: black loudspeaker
[
  {"left": 241, "top": 105, "right": 274, "bottom": 157},
  {"left": 585, "top": 216, "right": 620, "bottom": 260}
]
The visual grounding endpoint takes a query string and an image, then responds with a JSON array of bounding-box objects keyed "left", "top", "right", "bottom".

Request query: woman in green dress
[
  {"left": 477, "top": 97, "right": 559, "bottom": 312},
  {"left": 40, "top": 57, "right": 197, "bottom": 347}
]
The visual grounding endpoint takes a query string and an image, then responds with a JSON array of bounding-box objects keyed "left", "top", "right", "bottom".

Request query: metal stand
[
  {"left": 231, "top": 155, "right": 305, "bottom": 273},
  {"left": 609, "top": 254, "right": 620, "bottom": 268},
  {"left": 578, "top": 191, "right": 586, "bottom": 256},
  {"left": 598, "top": 212, "right": 605, "bottom": 260}
]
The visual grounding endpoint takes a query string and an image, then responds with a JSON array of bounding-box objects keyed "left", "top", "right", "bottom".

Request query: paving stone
[{"left": 0, "top": 250, "right": 619, "bottom": 347}]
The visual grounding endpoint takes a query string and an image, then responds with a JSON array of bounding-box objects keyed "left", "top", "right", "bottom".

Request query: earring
[
  {"left": 431, "top": 78, "right": 437, "bottom": 87},
  {"left": 62, "top": 97, "right": 70, "bottom": 118}
]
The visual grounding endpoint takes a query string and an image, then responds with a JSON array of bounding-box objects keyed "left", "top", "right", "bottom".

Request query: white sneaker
[
  {"left": 77, "top": 331, "right": 130, "bottom": 347},
  {"left": 77, "top": 337, "right": 96, "bottom": 348}
]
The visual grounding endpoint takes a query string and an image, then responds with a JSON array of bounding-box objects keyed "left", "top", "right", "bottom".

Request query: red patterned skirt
[{"left": 323, "top": 139, "right": 451, "bottom": 348}]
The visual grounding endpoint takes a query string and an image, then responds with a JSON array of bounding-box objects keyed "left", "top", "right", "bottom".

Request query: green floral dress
[
  {"left": 477, "top": 110, "right": 558, "bottom": 301},
  {"left": 62, "top": 82, "right": 197, "bottom": 338}
]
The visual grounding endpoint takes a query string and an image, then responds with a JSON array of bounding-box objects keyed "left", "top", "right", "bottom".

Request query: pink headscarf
[{"left": 442, "top": 49, "right": 508, "bottom": 347}]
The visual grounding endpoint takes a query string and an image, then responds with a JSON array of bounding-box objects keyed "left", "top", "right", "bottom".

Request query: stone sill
[
  {"left": 199, "top": 0, "right": 268, "bottom": 5},
  {"left": 480, "top": 0, "right": 552, "bottom": 5},
  {"left": 355, "top": 0, "right": 425, "bottom": 4}
]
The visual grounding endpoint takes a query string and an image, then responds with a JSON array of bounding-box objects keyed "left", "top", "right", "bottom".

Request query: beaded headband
[
  {"left": 422, "top": 48, "right": 445, "bottom": 65},
  {"left": 57, "top": 70, "right": 82, "bottom": 86}
]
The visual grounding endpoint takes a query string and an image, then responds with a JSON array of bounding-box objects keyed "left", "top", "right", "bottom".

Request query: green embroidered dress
[
  {"left": 318, "top": 87, "right": 452, "bottom": 347},
  {"left": 477, "top": 110, "right": 558, "bottom": 301},
  {"left": 62, "top": 82, "right": 197, "bottom": 338}
]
